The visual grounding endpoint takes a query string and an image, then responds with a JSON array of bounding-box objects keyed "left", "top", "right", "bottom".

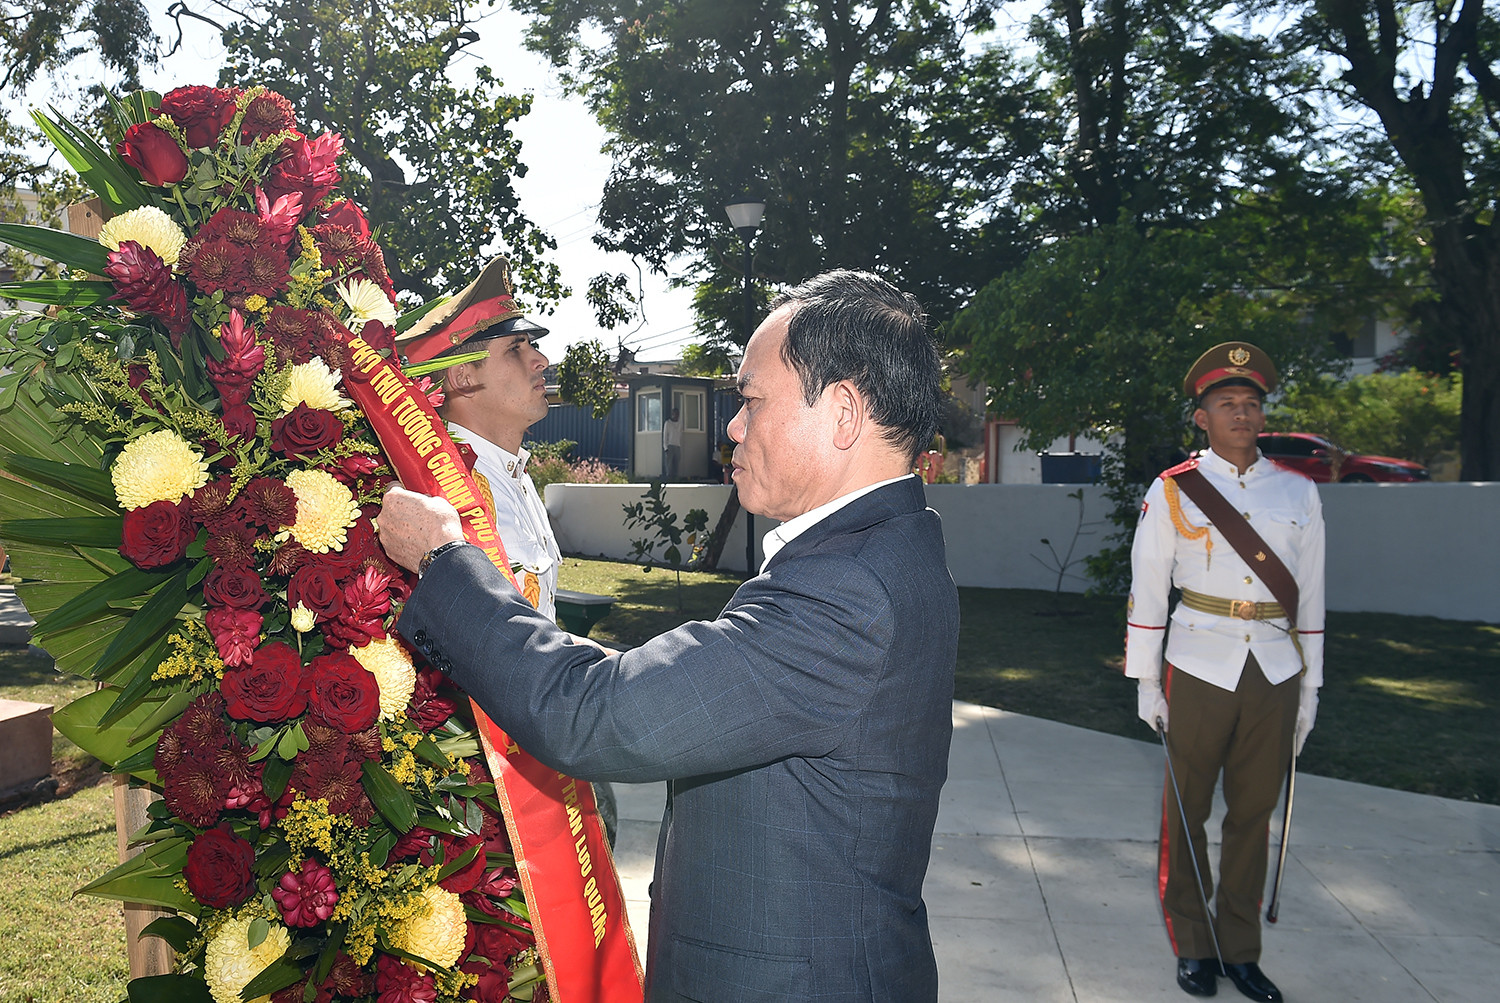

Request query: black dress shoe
[
  {"left": 1176, "top": 957, "right": 1218, "bottom": 996},
  {"left": 1224, "top": 962, "right": 1281, "bottom": 1002}
]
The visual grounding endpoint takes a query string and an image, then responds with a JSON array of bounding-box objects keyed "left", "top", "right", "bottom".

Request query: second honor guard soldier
[{"left": 1125, "top": 343, "right": 1325, "bottom": 1002}]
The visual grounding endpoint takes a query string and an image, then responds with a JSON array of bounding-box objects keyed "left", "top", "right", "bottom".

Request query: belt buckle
[{"left": 1230, "top": 599, "right": 1257, "bottom": 621}]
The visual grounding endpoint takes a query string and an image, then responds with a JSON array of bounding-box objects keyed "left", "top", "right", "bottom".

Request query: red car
[{"left": 1257, "top": 432, "right": 1429, "bottom": 482}]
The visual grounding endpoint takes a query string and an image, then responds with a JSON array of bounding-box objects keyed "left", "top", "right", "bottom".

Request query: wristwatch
[{"left": 417, "top": 540, "right": 469, "bottom": 579}]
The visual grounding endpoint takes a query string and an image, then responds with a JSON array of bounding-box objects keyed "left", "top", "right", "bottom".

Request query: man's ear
[
  {"left": 1192, "top": 408, "right": 1208, "bottom": 432},
  {"left": 446, "top": 361, "right": 474, "bottom": 395},
  {"left": 830, "top": 380, "right": 864, "bottom": 450}
]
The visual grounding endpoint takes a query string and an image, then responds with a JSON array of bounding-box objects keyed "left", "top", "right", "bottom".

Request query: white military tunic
[
  {"left": 446, "top": 422, "right": 561, "bottom": 623},
  {"left": 1125, "top": 447, "right": 1325, "bottom": 690}
]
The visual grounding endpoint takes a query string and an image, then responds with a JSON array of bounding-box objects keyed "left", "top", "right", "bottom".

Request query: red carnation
[
  {"left": 104, "top": 241, "right": 190, "bottom": 336},
  {"left": 241, "top": 89, "right": 297, "bottom": 140},
  {"left": 306, "top": 652, "right": 380, "bottom": 733},
  {"left": 155, "top": 85, "right": 238, "bottom": 148},
  {"left": 206, "top": 606, "right": 263, "bottom": 668},
  {"left": 183, "top": 825, "right": 257, "bottom": 909},
  {"left": 119, "top": 499, "right": 193, "bottom": 569},
  {"left": 287, "top": 564, "right": 343, "bottom": 622},
  {"left": 222, "top": 642, "right": 306, "bottom": 722},
  {"left": 117, "top": 123, "right": 188, "bottom": 187},
  {"left": 408, "top": 667, "right": 457, "bottom": 732},
  {"left": 271, "top": 403, "right": 344, "bottom": 459},
  {"left": 376, "top": 952, "right": 436, "bottom": 1003},
  {"left": 272, "top": 858, "right": 339, "bottom": 927}
]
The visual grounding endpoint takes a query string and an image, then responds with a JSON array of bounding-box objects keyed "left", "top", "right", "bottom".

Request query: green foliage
[
  {"left": 585, "top": 271, "right": 641, "bottom": 331},
  {"left": 219, "top": 0, "right": 562, "bottom": 305},
  {"left": 528, "top": 454, "right": 628, "bottom": 494},
  {"left": 678, "top": 341, "right": 734, "bottom": 377},
  {"left": 514, "top": 0, "right": 1022, "bottom": 338},
  {"left": 621, "top": 481, "right": 710, "bottom": 609},
  {"left": 1268, "top": 369, "right": 1462, "bottom": 469},
  {"left": 557, "top": 338, "right": 618, "bottom": 420}
]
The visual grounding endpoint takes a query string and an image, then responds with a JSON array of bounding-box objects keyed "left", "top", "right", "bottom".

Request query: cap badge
[{"left": 1228, "top": 347, "right": 1251, "bottom": 365}]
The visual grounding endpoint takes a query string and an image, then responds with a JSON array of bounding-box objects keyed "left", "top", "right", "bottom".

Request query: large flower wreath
[{"left": 0, "top": 86, "right": 547, "bottom": 1003}]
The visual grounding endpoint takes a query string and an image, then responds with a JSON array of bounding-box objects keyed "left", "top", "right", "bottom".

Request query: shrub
[
  {"left": 529, "top": 455, "right": 629, "bottom": 494},
  {"left": 1268, "top": 369, "right": 1461, "bottom": 468}
]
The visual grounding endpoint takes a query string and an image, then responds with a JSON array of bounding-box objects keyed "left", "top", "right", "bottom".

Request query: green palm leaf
[
  {"left": 32, "top": 107, "right": 158, "bottom": 215},
  {"left": 0, "top": 222, "right": 111, "bottom": 276},
  {"left": 0, "top": 279, "right": 117, "bottom": 306}
]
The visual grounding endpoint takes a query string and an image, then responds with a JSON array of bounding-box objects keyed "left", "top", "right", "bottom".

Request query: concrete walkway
[{"left": 609, "top": 702, "right": 1500, "bottom": 1002}]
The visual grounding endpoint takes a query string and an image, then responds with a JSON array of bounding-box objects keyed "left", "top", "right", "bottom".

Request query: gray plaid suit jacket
[{"left": 399, "top": 477, "right": 959, "bottom": 1002}]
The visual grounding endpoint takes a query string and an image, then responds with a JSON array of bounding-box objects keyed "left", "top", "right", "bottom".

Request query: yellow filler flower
[{"left": 110, "top": 428, "right": 211, "bottom": 510}]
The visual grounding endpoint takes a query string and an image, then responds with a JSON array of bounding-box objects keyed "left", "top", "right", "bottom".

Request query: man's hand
[
  {"left": 1138, "top": 678, "right": 1169, "bottom": 734},
  {"left": 376, "top": 485, "right": 464, "bottom": 574},
  {"left": 1294, "top": 683, "right": 1319, "bottom": 755}
]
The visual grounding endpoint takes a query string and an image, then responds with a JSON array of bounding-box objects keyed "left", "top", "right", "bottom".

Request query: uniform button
[
  {"left": 1243, "top": 576, "right": 1253, "bottom": 584},
  {"left": 414, "top": 629, "right": 428, "bottom": 644},
  {"left": 1239, "top": 481, "right": 1246, "bottom": 489},
  {"left": 1243, "top": 511, "right": 1251, "bottom": 519},
  {"left": 1244, "top": 634, "right": 1251, "bottom": 642}
]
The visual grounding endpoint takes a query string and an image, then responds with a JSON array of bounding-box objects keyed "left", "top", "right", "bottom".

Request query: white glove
[
  {"left": 1137, "top": 679, "right": 1169, "bottom": 734},
  {"left": 1294, "top": 684, "right": 1319, "bottom": 755}
]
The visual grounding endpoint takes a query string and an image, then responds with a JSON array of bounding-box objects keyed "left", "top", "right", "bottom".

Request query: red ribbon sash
[{"left": 340, "top": 332, "right": 644, "bottom": 1000}]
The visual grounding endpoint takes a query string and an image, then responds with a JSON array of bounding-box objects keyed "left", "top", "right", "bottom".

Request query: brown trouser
[{"left": 1159, "top": 655, "right": 1298, "bottom": 962}]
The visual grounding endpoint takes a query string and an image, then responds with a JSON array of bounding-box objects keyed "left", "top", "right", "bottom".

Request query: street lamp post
[{"left": 724, "top": 195, "right": 765, "bottom": 577}]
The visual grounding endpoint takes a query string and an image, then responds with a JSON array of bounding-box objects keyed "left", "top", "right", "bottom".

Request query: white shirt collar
[
  {"left": 760, "top": 474, "right": 915, "bottom": 572},
  {"left": 446, "top": 422, "right": 530, "bottom": 479},
  {"left": 1200, "top": 446, "right": 1263, "bottom": 478}
]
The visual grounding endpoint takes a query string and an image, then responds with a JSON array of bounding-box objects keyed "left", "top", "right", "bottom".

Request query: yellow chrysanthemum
[
  {"left": 98, "top": 206, "right": 187, "bottom": 265},
  {"left": 350, "top": 635, "right": 417, "bottom": 720},
  {"left": 336, "top": 278, "right": 398, "bottom": 330},
  {"left": 203, "top": 914, "right": 291, "bottom": 1003},
  {"left": 280, "top": 358, "right": 351, "bottom": 415},
  {"left": 110, "top": 428, "right": 211, "bottom": 510},
  {"left": 277, "top": 469, "right": 361, "bottom": 553},
  {"left": 389, "top": 885, "right": 467, "bottom": 972},
  {"left": 290, "top": 602, "right": 316, "bottom": 633}
]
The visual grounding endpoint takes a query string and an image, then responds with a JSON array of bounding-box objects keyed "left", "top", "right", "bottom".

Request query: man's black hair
[{"left": 771, "top": 270, "right": 942, "bottom": 463}]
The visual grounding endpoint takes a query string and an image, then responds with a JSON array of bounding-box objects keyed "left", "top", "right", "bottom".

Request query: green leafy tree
[
  {"left": 557, "top": 337, "right": 619, "bottom": 457},
  {"left": 622, "top": 480, "right": 710, "bottom": 609},
  {"left": 1289, "top": 0, "right": 1500, "bottom": 479},
  {"left": 677, "top": 341, "right": 733, "bottom": 377},
  {"left": 1268, "top": 369, "right": 1462, "bottom": 469},
  {"left": 513, "top": 0, "right": 1026, "bottom": 344},
  {"left": 213, "top": 0, "right": 562, "bottom": 304}
]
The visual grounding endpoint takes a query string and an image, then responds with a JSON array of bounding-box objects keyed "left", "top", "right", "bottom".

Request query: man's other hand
[
  {"left": 376, "top": 485, "right": 464, "bottom": 573},
  {"left": 1137, "top": 679, "right": 1169, "bottom": 734}
]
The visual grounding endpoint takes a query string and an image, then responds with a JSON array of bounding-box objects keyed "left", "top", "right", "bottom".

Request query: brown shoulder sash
[{"left": 1169, "top": 466, "right": 1299, "bottom": 627}]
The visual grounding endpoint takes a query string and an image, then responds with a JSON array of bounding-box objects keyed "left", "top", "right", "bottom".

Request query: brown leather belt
[{"left": 1179, "top": 588, "right": 1285, "bottom": 621}]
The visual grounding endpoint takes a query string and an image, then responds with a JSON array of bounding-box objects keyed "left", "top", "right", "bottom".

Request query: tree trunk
[{"left": 700, "top": 485, "right": 741, "bottom": 571}]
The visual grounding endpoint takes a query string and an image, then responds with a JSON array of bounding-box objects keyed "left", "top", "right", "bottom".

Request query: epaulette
[{"left": 1160, "top": 457, "right": 1199, "bottom": 481}]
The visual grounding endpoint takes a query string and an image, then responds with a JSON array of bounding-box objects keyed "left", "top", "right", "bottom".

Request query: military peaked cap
[
  {"left": 1183, "top": 341, "right": 1278, "bottom": 399},
  {"left": 395, "top": 256, "right": 548, "bottom": 365}
]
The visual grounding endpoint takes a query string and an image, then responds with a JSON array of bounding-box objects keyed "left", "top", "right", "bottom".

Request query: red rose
[
  {"left": 322, "top": 199, "right": 370, "bottom": 239},
  {"left": 271, "top": 403, "right": 344, "bottom": 458},
  {"left": 430, "top": 833, "right": 486, "bottom": 893},
  {"left": 306, "top": 652, "right": 379, "bottom": 733},
  {"left": 183, "top": 825, "right": 257, "bottom": 908},
  {"left": 220, "top": 402, "right": 257, "bottom": 444},
  {"left": 118, "top": 123, "right": 189, "bottom": 187},
  {"left": 287, "top": 564, "right": 343, "bottom": 622},
  {"left": 155, "top": 85, "right": 238, "bottom": 148},
  {"left": 119, "top": 499, "right": 192, "bottom": 569},
  {"left": 206, "top": 606, "right": 262, "bottom": 668},
  {"left": 203, "top": 565, "right": 268, "bottom": 611},
  {"left": 222, "top": 641, "right": 307, "bottom": 723}
]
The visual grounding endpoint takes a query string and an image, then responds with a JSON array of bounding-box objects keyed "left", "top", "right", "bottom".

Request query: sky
[{"left": 26, "top": 2, "right": 703, "bottom": 364}]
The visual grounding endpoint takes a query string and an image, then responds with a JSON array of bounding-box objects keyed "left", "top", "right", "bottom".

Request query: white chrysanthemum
[
  {"left": 203, "top": 913, "right": 290, "bottom": 1003},
  {"left": 290, "top": 602, "right": 316, "bottom": 633},
  {"left": 98, "top": 206, "right": 188, "bottom": 265},
  {"left": 336, "top": 278, "right": 398, "bottom": 331},
  {"left": 350, "top": 635, "right": 417, "bottom": 720},
  {"left": 276, "top": 469, "right": 361, "bottom": 553},
  {"left": 110, "top": 428, "right": 211, "bottom": 510},
  {"left": 280, "top": 358, "right": 351, "bottom": 415},
  {"left": 389, "top": 885, "right": 467, "bottom": 972}
]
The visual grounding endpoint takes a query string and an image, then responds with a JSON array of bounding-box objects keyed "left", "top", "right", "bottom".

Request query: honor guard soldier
[
  {"left": 394, "top": 256, "right": 562, "bottom": 622},
  {"left": 1125, "top": 342, "right": 1325, "bottom": 1001}
]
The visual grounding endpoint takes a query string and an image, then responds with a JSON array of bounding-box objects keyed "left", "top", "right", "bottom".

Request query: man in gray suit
[{"left": 377, "top": 269, "right": 959, "bottom": 1002}]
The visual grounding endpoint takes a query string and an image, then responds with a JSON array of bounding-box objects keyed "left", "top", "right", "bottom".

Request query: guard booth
[{"left": 627, "top": 375, "right": 723, "bottom": 480}]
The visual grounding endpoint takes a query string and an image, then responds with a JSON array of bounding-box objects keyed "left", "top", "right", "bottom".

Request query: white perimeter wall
[{"left": 545, "top": 481, "right": 1500, "bottom": 623}]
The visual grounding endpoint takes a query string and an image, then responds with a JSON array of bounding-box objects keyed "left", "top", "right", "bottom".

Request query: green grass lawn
[{"left": 0, "top": 557, "right": 1494, "bottom": 1001}]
